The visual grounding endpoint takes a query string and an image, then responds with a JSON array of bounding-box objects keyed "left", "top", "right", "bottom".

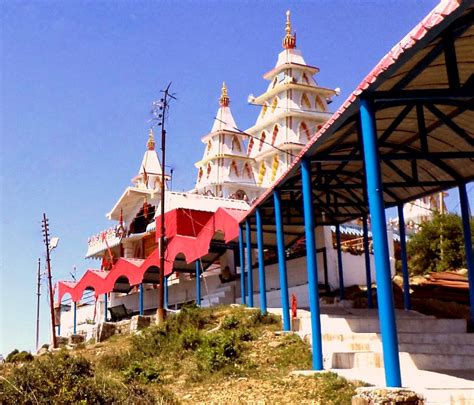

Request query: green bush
[
  {"left": 221, "top": 314, "right": 239, "bottom": 330},
  {"left": 122, "top": 360, "right": 162, "bottom": 384},
  {"left": 180, "top": 327, "right": 202, "bottom": 350},
  {"left": 247, "top": 311, "right": 280, "bottom": 327},
  {"left": 5, "top": 349, "right": 33, "bottom": 363},
  {"left": 197, "top": 331, "right": 242, "bottom": 372}
]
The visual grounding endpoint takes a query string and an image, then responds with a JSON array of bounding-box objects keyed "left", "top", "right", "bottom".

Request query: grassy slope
[{"left": 1, "top": 305, "right": 366, "bottom": 404}]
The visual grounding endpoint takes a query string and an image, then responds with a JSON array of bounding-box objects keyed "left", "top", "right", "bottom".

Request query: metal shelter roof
[{"left": 242, "top": 0, "right": 473, "bottom": 247}]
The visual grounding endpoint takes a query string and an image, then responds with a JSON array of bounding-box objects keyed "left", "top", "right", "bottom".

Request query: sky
[{"left": 1, "top": 0, "right": 471, "bottom": 355}]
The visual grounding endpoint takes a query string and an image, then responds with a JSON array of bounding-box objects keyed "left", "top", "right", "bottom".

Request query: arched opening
[
  {"left": 143, "top": 265, "right": 160, "bottom": 284},
  {"left": 271, "top": 154, "right": 280, "bottom": 181},
  {"left": 129, "top": 202, "right": 155, "bottom": 235},
  {"left": 231, "top": 136, "right": 242, "bottom": 152},
  {"left": 207, "top": 140, "right": 212, "bottom": 153},
  {"left": 271, "top": 97, "right": 278, "bottom": 113},
  {"left": 260, "top": 102, "right": 268, "bottom": 119},
  {"left": 257, "top": 161, "right": 266, "bottom": 186},
  {"left": 113, "top": 276, "right": 132, "bottom": 294},
  {"left": 247, "top": 138, "right": 254, "bottom": 154},
  {"left": 198, "top": 167, "right": 203, "bottom": 182},
  {"left": 271, "top": 124, "right": 279, "bottom": 145},
  {"left": 301, "top": 93, "right": 311, "bottom": 110},
  {"left": 259, "top": 131, "right": 266, "bottom": 152},
  {"left": 206, "top": 162, "right": 212, "bottom": 178},
  {"left": 300, "top": 122, "right": 311, "bottom": 141},
  {"left": 316, "top": 96, "right": 326, "bottom": 112},
  {"left": 244, "top": 162, "right": 253, "bottom": 179},
  {"left": 230, "top": 160, "right": 239, "bottom": 177}
]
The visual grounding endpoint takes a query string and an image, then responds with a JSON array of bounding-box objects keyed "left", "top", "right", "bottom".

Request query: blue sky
[{"left": 1, "top": 0, "right": 471, "bottom": 355}]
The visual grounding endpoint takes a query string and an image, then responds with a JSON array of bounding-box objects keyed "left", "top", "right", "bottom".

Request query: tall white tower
[
  {"left": 194, "top": 83, "right": 259, "bottom": 200},
  {"left": 246, "top": 11, "right": 338, "bottom": 190}
]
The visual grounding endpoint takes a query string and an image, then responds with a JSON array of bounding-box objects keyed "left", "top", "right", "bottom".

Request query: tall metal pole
[
  {"left": 156, "top": 83, "right": 173, "bottom": 325},
  {"left": 360, "top": 98, "right": 401, "bottom": 387},
  {"left": 238, "top": 225, "right": 246, "bottom": 305},
  {"left": 35, "top": 258, "right": 41, "bottom": 351},
  {"left": 255, "top": 207, "right": 267, "bottom": 314},
  {"left": 397, "top": 204, "right": 411, "bottom": 310},
  {"left": 42, "top": 213, "right": 57, "bottom": 349},
  {"left": 335, "top": 223, "right": 345, "bottom": 300}
]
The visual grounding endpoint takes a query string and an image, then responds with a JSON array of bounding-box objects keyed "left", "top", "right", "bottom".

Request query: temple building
[
  {"left": 246, "top": 11, "right": 338, "bottom": 189},
  {"left": 194, "top": 83, "right": 259, "bottom": 201}
]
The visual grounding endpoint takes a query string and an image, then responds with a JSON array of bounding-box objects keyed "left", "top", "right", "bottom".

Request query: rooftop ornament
[
  {"left": 282, "top": 10, "right": 296, "bottom": 50},
  {"left": 219, "top": 81, "right": 230, "bottom": 107}
]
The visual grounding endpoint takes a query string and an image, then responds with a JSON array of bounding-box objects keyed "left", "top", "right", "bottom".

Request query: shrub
[
  {"left": 221, "top": 315, "right": 239, "bottom": 330},
  {"left": 122, "top": 360, "right": 162, "bottom": 384},
  {"left": 197, "top": 331, "right": 242, "bottom": 372},
  {"left": 247, "top": 311, "right": 280, "bottom": 327},
  {"left": 180, "top": 327, "right": 202, "bottom": 350}
]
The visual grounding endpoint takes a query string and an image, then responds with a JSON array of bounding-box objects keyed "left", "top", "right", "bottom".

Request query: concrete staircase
[
  {"left": 286, "top": 305, "right": 474, "bottom": 404},
  {"left": 201, "top": 284, "right": 235, "bottom": 308}
]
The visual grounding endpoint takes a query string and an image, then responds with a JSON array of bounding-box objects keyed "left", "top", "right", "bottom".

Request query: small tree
[{"left": 406, "top": 212, "right": 473, "bottom": 275}]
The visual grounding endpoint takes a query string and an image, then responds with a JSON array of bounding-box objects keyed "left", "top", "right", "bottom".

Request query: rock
[
  {"left": 130, "top": 315, "right": 151, "bottom": 332},
  {"left": 95, "top": 322, "right": 116, "bottom": 342},
  {"left": 352, "top": 387, "right": 424, "bottom": 404},
  {"left": 69, "top": 334, "right": 85, "bottom": 345}
]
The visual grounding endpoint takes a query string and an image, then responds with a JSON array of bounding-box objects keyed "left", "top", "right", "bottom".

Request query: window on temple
[
  {"left": 257, "top": 161, "right": 266, "bottom": 186},
  {"left": 271, "top": 125, "right": 279, "bottom": 145},
  {"left": 271, "top": 97, "right": 278, "bottom": 113},
  {"left": 302, "top": 73, "right": 310, "bottom": 84},
  {"left": 231, "top": 136, "right": 242, "bottom": 152},
  {"left": 206, "top": 163, "right": 212, "bottom": 178},
  {"left": 207, "top": 140, "right": 212, "bottom": 154},
  {"left": 260, "top": 102, "right": 268, "bottom": 119},
  {"left": 271, "top": 154, "right": 279, "bottom": 181},
  {"left": 300, "top": 122, "right": 311, "bottom": 141},
  {"left": 259, "top": 131, "right": 266, "bottom": 152},
  {"left": 301, "top": 93, "right": 311, "bottom": 110},
  {"left": 230, "top": 160, "right": 239, "bottom": 177},
  {"left": 247, "top": 137, "right": 254, "bottom": 154},
  {"left": 198, "top": 167, "right": 203, "bottom": 182},
  {"left": 244, "top": 162, "right": 253, "bottom": 178},
  {"left": 316, "top": 96, "right": 326, "bottom": 112}
]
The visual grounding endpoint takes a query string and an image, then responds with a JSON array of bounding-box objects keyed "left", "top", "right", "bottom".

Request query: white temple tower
[
  {"left": 246, "top": 11, "right": 338, "bottom": 190},
  {"left": 194, "top": 83, "right": 259, "bottom": 200}
]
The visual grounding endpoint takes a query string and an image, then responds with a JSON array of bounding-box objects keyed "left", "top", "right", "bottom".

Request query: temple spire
[
  {"left": 147, "top": 128, "right": 155, "bottom": 151},
  {"left": 282, "top": 10, "right": 296, "bottom": 49},
  {"left": 219, "top": 82, "right": 230, "bottom": 107}
]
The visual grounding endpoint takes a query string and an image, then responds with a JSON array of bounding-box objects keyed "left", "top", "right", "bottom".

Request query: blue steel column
[
  {"left": 196, "top": 261, "right": 202, "bottom": 307},
  {"left": 362, "top": 216, "right": 373, "bottom": 309},
  {"left": 360, "top": 97, "right": 401, "bottom": 387},
  {"left": 459, "top": 183, "right": 474, "bottom": 322},
  {"left": 246, "top": 219, "right": 254, "bottom": 307},
  {"left": 301, "top": 158, "right": 323, "bottom": 370},
  {"left": 273, "top": 190, "right": 290, "bottom": 331},
  {"left": 238, "top": 225, "right": 246, "bottom": 305},
  {"left": 104, "top": 293, "right": 108, "bottom": 322},
  {"left": 139, "top": 284, "right": 144, "bottom": 315},
  {"left": 256, "top": 207, "right": 267, "bottom": 314},
  {"left": 73, "top": 302, "right": 77, "bottom": 334},
  {"left": 164, "top": 276, "right": 169, "bottom": 310},
  {"left": 397, "top": 204, "right": 411, "bottom": 311},
  {"left": 335, "top": 224, "right": 345, "bottom": 300}
]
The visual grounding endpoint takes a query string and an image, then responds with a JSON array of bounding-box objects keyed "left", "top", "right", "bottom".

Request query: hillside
[{"left": 0, "top": 305, "right": 366, "bottom": 404}]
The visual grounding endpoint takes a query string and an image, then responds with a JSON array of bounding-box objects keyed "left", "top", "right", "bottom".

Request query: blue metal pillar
[
  {"left": 397, "top": 204, "right": 411, "bottom": 311},
  {"left": 273, "top": 190, "right": 291, "bottom": 331},
  {"left": 164, "top": 276, "right": 169, "bottom": 310},
  {"left": 301, "top": 158, "right": 324, "bottom": 370},
  {"left": 139, "top": 284, "right": 144, "bottom": 315},
  {"left": 256, "top": 207, "right": 267, "bottom": 314},
  {"left": 196, "top": 261, "right": 202, "bottom": 307},
  {"left": 360, "top": 97, "right": 401, "bottom": 387},
  {"left": 104, "top": 293, "right": 108, "bottom": 322},
  {"left": 73, "top": 302, "right": 77, "bottom": 335},
  {"left": 362, "top": 216, "right": 373, "bottom": 309},
  {"left": 459, "top": 183, "right": 474, "bottom": 322},
  {"left": 246, "top": 219, "right": 254, "bottom": 307},
  {"left": 335, "top": 224, "right": 345, "bottom": 300},
  {"left": 57, "top": 324, "right": 61, "bottom": 336},
  {"left": 239, "top": 225, "right": 246, "bottom": 305}
]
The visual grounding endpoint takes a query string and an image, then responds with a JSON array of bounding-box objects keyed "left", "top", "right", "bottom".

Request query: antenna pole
[
  {"left": 156, "top": 83, "right": 173, "bottom": 325},
  {"left": 35, "top": 258, "right": 41, "bottom": 352},
  {"left": 42, "top": 213, "right": 57, "bottom": 348}
]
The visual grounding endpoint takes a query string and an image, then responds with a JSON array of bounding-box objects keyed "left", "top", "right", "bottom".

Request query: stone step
[
  {"left": 299, "top": 315, "right": 466, "bottom": 334},
  {"left": 323, "top": 332, "right": 474, "bottom": 345},
  {"left": 327, "top": 350, "right": 474, "bottom": 371}
]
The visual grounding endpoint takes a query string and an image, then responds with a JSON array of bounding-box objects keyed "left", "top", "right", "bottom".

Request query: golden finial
[
  {"left": 219, "top": 81, "right": 230, "bottom": 107},
  {"left": 282, "top": 10, "right": 296, "bottom": 49},
  {"left": 147, "top": 128, "right": 155, "bottom": 151}
]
